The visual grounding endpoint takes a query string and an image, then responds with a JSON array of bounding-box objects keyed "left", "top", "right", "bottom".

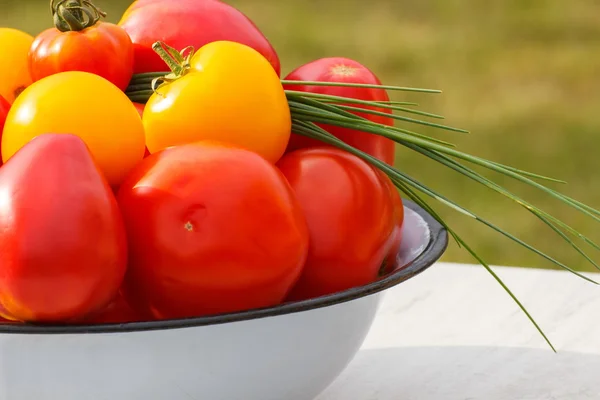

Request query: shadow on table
[{"left": 318, "top": 346, "right": 600, "bottom": 400}]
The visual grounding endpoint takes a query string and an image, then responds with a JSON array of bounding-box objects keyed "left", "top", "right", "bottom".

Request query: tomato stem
[
  {"left": 51, "top": 0, "right": 106, "bottom": 32},
  {"left": 152, "top": 42, "right": 187, "bottom": 77},
  {"left": 149, "top": 42, "right": 196, "bottom": 91}
]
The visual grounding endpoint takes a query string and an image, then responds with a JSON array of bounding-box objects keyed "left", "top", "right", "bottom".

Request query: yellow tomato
[
  {"left": 0, "top": 28, "right": 34, "bottom": 104},
  {"left": 2, "top": 71, "right": 146, "bottom": 187},
  {"left": 143, "top": 41, "right": 291, "bottom": 164}
]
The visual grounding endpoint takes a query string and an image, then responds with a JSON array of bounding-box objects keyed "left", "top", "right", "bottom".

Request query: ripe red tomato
[
  {"left": 117, "top": 141, "right": 309, "bottom": 320},
  {"left": 119, "top": 0, "right": 281, "bottom": 76},
  {"left": 284, "top": 57, "right": 396, "bottom": 165},
  {"left": 0, "top": 134, "right": 128, "bottom": 323},
  {"left": 29, "top": 1, "right": 134, "bottom": 91},
  {"left": 133, "top": 102, "right": 145, "bottom": 118},
  {"left": 83, "top": 292, "right": 144, "bottom": 324},
  {"left": 0, "top": 95, "right": 9, "bottom": 164},
  {"left": 277, "top": 147, "right": 396, "bottom": 300},
  {"left": 379, "top": 173, "right": 405, "bottom": 273}
]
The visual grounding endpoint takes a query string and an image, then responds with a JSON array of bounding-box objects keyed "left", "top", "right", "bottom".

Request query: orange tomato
[
  {"left": 0, "top": 28, "right": 34, "bottom": 103},
  {"left": 2, "top": 71, "right": 145, "bottom": 187},
  {"left": 143, "top": 41, "right": 290, "bottom": 163}
]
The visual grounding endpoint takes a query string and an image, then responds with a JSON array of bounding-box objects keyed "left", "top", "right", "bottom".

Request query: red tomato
[
  {"left": 0, "top": 134, "right": 127, "bottom": 323},
  {"left": 133, "top": 102, "right": 145, "bottom": 118},
  {"left": 119, "top": 0, "right": 281, "bottom": 76},
  {"left": 29, "top": 1, "right": 134, "bottom": 91},
  {"left": 117, "top": 141, "right": 309, "bottom": 320},
  {"left": 83, "top": 292, "right": 144, "bottom": 324},
  {"left": 379, "top": 173, "right": 405, "bottom": 273},
  {"left": 277, "top": 147, "right": 396, "bottom": 300},
  {"left": 0, "top": 95, "right": 9, "bottom": 165},
  {"left": 284, "top": 57, "right": 396, "bottom": 165}
]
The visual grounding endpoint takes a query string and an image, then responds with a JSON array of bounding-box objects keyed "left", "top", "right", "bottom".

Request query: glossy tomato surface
[
  {"left": 2, "top": 71, "right": 146, "bottom": 187},
  {"left": 117, "top": 141, "right": 309, "bottom": 320},
  {"left": 29, "top": 22, "right": 134, "bottom": 91},
  {"left": 119, "top": 0, "right": 281, "bottom": 75},
  {"left": 277, "top": 147, "right": 396, "bottom": 301},
  {"left": 143, "top": 41, "right": 290, "bottom": 163},
  {"left": 284, "top": 57, "right": 396, "bottom": 165},
  {"left": 0, "top": 134, "right": 127, "bottom": 323},
  {"left": 0, "top": 28, "right": 34, "bottom": 103}
]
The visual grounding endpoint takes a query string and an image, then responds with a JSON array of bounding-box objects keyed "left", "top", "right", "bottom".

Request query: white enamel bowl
[{"left": 0, "top": 200, "right": 447, "bottom": 400}]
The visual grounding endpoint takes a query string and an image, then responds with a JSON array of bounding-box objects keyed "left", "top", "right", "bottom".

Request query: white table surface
[{"left": 317, "top": 262, "right": 600, "bottom": 400}]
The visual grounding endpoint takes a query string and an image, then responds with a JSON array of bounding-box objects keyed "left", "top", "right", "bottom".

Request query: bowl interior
[{"left": 394, "top": 203, "right": 432, "bottom": 271}]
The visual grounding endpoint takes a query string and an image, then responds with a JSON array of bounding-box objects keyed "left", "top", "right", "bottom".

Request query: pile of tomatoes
[{"left": 0, "top": 0, "right": 404, "bottom": 325}]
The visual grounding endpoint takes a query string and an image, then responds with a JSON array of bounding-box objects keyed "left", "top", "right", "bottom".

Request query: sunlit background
[{"left": 2, "top": 0, "right": 599, "bottom": 271}]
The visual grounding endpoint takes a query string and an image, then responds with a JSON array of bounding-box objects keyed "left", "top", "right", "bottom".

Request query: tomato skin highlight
[
  {"left": 2, "top": 71, "right": 146, "bottom": 187},
  {"left": 284, "top": 57, "right": 396, "bottom": 165},
  {"left": 0, "top": 28, "right": 34, "bottom": 104},
  {"left": 29, "top": 22, "right": 135, "bottom": 91},
  {"left": 0, "top": 134, "right": 128, "bottom": 323},
  {"left": 143, "top": 41, "right": 290, "bottom": 164},
  {"left": 277, "top": 147, "right": 396, "bottom": 300},
  {"left": 117, "top": 141, "right": 309, "bottom": 320},
  {"left": 119, "top": 0, "right": 281, "bottom": 76}
]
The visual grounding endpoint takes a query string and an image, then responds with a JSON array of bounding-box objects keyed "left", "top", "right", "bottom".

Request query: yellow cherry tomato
[
  {"left": 0, "top": 28, "right": 34, "bottom": 104},
  {"left": 143, "top": 41, "right": 291, "bottom": 164},
  {"left": 2, "top": 71, "right": 145, "bottom": 187}
]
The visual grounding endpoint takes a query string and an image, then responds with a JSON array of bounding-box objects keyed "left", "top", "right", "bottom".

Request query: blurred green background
[{"left": 2, "top": 0, "right": 599, "bottom": 271}]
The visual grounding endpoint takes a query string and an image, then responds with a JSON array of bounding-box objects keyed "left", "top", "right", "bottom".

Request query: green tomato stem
[
  {"left": 151, "top": 42, "right": 186, "bottom": 77},
  {"left": 51, "top": 0, "right": 106, "bottom": 32}
]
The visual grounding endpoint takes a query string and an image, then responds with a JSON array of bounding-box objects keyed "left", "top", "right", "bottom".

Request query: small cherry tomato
[
  {"left": 117, "top": 141, "right": 309, "bottom": 320},
  {"left": 277, "top": 147, "right": 395, "bottom": 300},
  {"left": 0, "top": 28, "right": 34, "bottom": 103},
  {"left": 143, "top": 41, "right": 290, "bottom": 163},
  {"left": 29, "top": 0, "right": 134, "bottom": 91},
  {"left": 284, "top": 57, "right": 396, "bottom": 165},
  {"left": 2, "top": 71, "right": 145, "bottom": 187},
  {"left": 0, "top": 134, "right": 127, "bottom": 323},
  {"left": 118, "top": 0, "right": 281, "bottom": 76}
]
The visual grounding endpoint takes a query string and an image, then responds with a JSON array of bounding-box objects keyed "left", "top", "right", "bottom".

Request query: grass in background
[{"left": 2, "top": 0, "right": 599, "bottom": 271}]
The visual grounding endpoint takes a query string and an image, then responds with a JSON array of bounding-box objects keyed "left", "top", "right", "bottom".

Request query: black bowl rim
[{"left": 0, "top": 200, "right": 448, "bottom": 335}]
